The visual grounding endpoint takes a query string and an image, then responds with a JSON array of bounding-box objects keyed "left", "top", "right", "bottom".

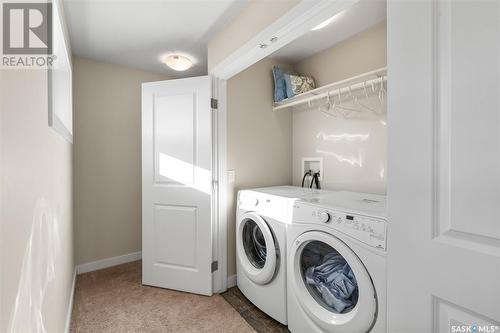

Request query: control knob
[{"left": 319, "top": 211, "right": 330, "bottom": 223}]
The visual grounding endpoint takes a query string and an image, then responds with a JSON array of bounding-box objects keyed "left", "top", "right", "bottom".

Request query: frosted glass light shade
[{"left": 164, "top": 55, "right": 192, "bottom": 71}]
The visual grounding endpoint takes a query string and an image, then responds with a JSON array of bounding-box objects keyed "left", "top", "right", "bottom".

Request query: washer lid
[
  {"left": 237, "top": 212, "right": 278, "bottom": 285},
  {"left": 290, "top": 231, "right": 377, "bottom": 332}
]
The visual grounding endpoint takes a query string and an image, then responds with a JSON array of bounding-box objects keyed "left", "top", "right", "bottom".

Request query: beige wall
[
  {"left": 73, "top": 58, "right": 169, "bottom": 265},
  {"left": 0, "top": 70, "right": 74, "bottom": 332},
  {"left": 292, "top": 21, "right": 387, "bottom": 194},
  {"left": 294, "top": 21, "right": 387, "bottom": 86},
  {"left": 226, "top": 58, "right": 293, "bottom": 276},
  {"left": 208, "top": 0, "right": 300, "bottom": 71},
  {"left": 207, "top": 0, "right": 298, "bottom": 278}
]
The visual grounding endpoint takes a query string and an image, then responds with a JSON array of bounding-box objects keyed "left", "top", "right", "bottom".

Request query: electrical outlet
[{"left": 228, "top": 169, "right": 235, "bottom": 183}]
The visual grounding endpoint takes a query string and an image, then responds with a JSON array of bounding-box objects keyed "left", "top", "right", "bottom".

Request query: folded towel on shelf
[
  {"left": 272, "top": 66, "right": 315, "bottom": 102},
  {"left": 272, "top": 66, "right": 288, "bottom": 102}
]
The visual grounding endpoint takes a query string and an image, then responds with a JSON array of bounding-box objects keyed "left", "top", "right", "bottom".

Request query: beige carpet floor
[{"left": 70, "top": 261, "right": 255, "bottom": 333}]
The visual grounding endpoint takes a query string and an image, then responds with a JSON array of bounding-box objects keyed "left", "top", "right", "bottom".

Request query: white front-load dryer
[
  {"left": 236, "top": 186, "right": 324, "bottom": 325},
  {"left": 287, "top": 191, "right": 387, "bottom": 333}
]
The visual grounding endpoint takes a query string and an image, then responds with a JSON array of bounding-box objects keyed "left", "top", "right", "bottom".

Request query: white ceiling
[
  {"left": 63, "top": 0, "right": 248, "bottom": 77},
  {"left": 270, "top": 0, "right": 386, "bottom": 64}
]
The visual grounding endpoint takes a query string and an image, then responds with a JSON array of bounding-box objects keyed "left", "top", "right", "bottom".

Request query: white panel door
[
  {"left": 387, "top": 1, "right": 500, "bottom": 332},
  {"left": 142, "top": 76, "right": 212, "bottom": 296}
]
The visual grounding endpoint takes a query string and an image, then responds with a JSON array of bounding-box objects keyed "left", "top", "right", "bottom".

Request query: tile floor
[{"left": 221, "top": 287, "right": 289, "bottom": 333}]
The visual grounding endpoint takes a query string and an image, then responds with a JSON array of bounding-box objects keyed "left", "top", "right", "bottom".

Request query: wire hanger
[{"left": 311, "top": 76, "right": 387, "bottom": 117}]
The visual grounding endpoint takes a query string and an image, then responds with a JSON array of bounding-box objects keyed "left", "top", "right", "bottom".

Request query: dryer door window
[
  {"left": 290, "top": 231, "right": 376, "bottom": 332},
  {"left": 237, "top": 212, "right": 278, "bottom": 285},
  {"left": 242, "top": 219, "right": 267, "bottom": 269}
]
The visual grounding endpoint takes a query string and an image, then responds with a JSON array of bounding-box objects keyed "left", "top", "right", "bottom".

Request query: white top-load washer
[
  {"left": 236, "top": 186, "right": 326, "bottom": 325},
  {"left": 287, "top": 191, "right": 387, "bottom": 333}
]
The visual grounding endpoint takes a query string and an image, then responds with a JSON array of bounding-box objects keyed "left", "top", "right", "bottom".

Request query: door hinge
[
  {"left": 211, "top": 261, "right": 218, "bottom": 272},
  {"left": 211, "top": 98, "right": 218, "bottom": 110}
]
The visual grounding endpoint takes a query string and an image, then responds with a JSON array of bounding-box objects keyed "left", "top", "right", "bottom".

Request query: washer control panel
[{"left": 293, "top": 203, "right": 387, "bottom": 250}]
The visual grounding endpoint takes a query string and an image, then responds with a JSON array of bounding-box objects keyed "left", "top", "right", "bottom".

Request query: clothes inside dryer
[
  {"left": 242, "top": 219, "right": 268, "bottom": 269},
  {"left": 301, "top": 240, "right": 359, "bottom": 314}
]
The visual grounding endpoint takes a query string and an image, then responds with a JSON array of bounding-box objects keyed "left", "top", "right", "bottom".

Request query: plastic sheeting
[
  {"left": 8, "top": 198, "right": 61, "bottom": 332},
  {"left": 302, "top": 242, "right": 358, "bottom": 313}
]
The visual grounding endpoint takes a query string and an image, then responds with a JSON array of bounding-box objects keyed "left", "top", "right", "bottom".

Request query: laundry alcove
[{"left": 224, "top": 0, "right": 388, "bottom": 286}]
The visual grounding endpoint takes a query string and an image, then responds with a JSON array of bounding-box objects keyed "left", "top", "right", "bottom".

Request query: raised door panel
[
  {"left": 434, "top": 0, "right": 500, "bottom": 252},
  {"left": 153, "top": 204, "right": 197, "bottom": 269},
  {"left": 433, "top": 297, "right": 499, "bottom": 333},
  {"left": 154, "top": 92, "right": 196, "bottom": 186}
]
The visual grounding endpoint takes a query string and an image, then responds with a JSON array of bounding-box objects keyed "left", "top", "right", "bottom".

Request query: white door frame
[
  {"left": 210, "top": 0, "right": 361, "bottom": 292},
  {"left": 211, "top": 77, "right": 227, "bottom": 293}
]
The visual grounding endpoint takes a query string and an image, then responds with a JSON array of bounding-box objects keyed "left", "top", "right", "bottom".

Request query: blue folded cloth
[
  {"left": 304, "top": 252, "right": 358, "bottom": 313},
  {"left": 272, "top": 66, "right": 287, "bottom": 102}
]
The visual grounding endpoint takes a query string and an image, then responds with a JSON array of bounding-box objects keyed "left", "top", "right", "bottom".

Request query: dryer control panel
[
  {"left": 238, "top": 191, "right": 293, "bottom": 223},
  {"left": 293, "top": 203, "right": 387, "bottom": 251}
]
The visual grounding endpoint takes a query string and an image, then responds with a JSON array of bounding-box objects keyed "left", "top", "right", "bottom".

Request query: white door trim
[
  {"left": 211, "top": 77, "right": 228, "bottom": 292},
  {"left": 209, "top": 0, "right": 360, "bottom": 80},
  {"left": 209, "top": 0, "right": 363, "bottom": 293}
]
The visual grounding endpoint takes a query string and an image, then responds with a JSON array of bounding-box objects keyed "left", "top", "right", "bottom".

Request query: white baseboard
[
  {"left": 64, "top": 267, "right": 77, "bottom": 333},
  {"left": 227, "top": 274, "right": 237, "bottom": 288},
  {"left": 76, "top": 251, "right": 142, "bottom": 274}
]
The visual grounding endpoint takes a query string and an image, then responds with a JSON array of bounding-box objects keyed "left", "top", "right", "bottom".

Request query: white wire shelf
[{"left": 273, "top": 67, "right": 387, "bottom": 111}]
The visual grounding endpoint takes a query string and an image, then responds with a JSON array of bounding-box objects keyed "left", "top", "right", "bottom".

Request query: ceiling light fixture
[
  {"left": 164, "top": 54, "right": 192, "bottom": 71},
  {"left": 311, "top": 11, "right": 345, "bottom": 31}
]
